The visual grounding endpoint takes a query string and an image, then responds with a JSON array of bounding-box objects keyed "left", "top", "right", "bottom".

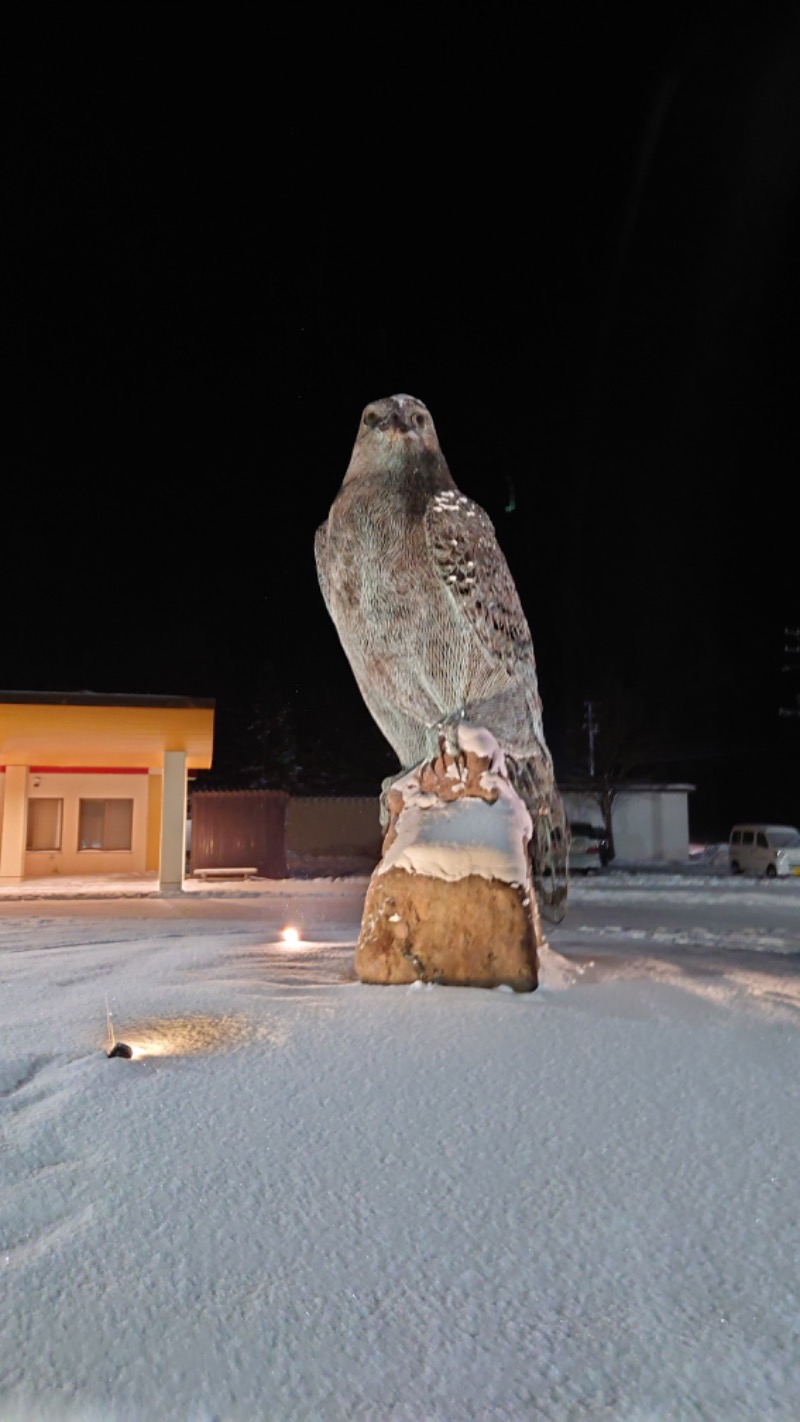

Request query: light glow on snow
[{"left": 107, "top": 1015, "right": 249, "bottom": 1059}]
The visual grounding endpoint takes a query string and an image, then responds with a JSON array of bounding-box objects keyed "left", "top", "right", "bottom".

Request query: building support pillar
[
  {"left": 159, "top": 751, "right": 187, "bottom": 894},
  {"left": 0, "top": 765, "right": 29, "bottom": 883}
]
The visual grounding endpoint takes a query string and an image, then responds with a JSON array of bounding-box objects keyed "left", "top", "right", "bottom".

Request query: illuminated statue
[{"left": 315, "top": 393, "right": 566, "bottom": 912}]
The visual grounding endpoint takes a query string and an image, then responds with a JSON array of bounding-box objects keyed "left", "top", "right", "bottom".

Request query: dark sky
[{"left": 9, "top": 5, "right": 800, "bottom": 835}]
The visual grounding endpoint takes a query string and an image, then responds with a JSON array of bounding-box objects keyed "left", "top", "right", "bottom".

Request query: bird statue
[{"left": 314, "top": 394, "right": 567, "bottom": 914}]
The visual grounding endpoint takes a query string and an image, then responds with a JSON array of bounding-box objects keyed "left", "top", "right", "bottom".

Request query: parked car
[
  {"left": 728, "top": 824, "right": 800, "bottom": 878},
  {"left": 567, "top": 821, "right": 609, "bottom": 873}
]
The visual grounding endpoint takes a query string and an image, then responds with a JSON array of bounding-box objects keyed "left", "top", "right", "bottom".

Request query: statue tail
[{"left": 506, "top": 754, "right": 570, "bottom": 923}]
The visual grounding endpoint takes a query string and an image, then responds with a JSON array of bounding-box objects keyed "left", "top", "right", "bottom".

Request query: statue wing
[{"left": 423, "top": 488, "right": 536, "bottom": 676}]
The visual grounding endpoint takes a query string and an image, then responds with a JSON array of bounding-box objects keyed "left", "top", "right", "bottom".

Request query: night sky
[{"left": 9, "top": 6, "right": 799, "bottom": 838}]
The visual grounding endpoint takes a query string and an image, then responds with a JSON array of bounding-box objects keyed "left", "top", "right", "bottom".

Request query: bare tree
[{"left": 563, "top": 682, "right": 668, "bottom": 860}]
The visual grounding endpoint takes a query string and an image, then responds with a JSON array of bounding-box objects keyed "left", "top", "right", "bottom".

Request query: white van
[{"left": 728, "top": 824, "right": 800, "bottom": 878}]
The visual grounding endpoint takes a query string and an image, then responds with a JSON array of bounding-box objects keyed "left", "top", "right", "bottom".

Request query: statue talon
[{"left": 431, "top": 709, "right": 472, "bottom": 774}]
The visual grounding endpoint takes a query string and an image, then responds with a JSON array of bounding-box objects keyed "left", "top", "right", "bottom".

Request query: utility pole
[
  {"left": 584, "top": 700, "right": 598, "bottom": 778},
  {"left": 780, "top": 627, "right": 800, "bottom": 719}
]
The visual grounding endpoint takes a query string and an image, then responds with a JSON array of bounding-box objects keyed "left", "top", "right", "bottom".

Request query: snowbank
[{"left": 1, "top": 875, "right": 798, "bottom": 1421}]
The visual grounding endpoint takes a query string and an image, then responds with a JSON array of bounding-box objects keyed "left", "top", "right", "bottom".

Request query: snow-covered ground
[{"left": 1, "top": 869, "right": 799, "bottom": 1421}]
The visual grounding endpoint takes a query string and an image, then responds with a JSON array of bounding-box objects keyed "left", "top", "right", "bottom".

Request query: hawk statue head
[{"left": 343, "top": 394, "right": 446, "bottom": 485}]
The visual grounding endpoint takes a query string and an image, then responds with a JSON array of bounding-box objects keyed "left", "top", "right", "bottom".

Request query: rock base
[
  {"left": 355, "top": 727, "right": 547, "bottom": 992},
  {"left": 356, "top": 865, "right": 539, "bottom": 991}
]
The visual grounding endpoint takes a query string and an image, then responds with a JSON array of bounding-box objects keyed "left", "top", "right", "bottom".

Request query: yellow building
[{"left": 0, "top": 692, "right": 214, "bottom": 891}]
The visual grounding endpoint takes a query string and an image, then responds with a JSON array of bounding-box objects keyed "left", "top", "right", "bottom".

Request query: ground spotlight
[{"left": 107, "top": 1042, "right": 133, "bottom": 1059}]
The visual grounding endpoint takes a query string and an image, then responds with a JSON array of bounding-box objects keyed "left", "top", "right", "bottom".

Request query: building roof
[
  {"left": 0, "top": 690, "right": 214, "bottom": 709},
  {"left": 0, "top": 692, "right": 215, "bottom": 770},
  {"left": 562, "top": 781, "right": 696, "bottom": 793}
]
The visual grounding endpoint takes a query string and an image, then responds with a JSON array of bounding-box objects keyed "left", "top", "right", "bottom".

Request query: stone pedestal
[{"left": 355, "top": 728, "right": 542, "bottom": 992}]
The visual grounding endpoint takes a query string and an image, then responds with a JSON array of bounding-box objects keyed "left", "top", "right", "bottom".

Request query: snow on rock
[
  {"left": 379, "top": 793, "right": 531, "bottom": 884},
  {"left": 378, "top": 726, "right": 532, "bottom": 886}
]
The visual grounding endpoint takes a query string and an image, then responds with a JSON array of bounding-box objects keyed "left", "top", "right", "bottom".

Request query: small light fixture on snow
[
  {"left": 281, "top": 926, "right": 300, "bottom": 945},
  {"left": 105, "top": 994, "right": 133, "bottom": 1058},
  {"left": 107, "top": 1041, "right": 133, "bottom": 1059}
]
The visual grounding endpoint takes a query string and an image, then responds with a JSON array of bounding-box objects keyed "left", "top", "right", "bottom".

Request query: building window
[
  {"left": 78, "top": 799, "right": 133, "bottom": 851},
  {"left": 26, "top": 798, "right": 64, "bottom": 851}
]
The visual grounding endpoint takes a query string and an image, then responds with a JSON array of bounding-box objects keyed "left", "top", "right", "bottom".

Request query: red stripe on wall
[{"left": 27, "top": 767, "right": 150, "bottom": 775}]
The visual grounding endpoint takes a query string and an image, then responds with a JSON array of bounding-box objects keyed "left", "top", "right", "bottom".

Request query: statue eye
[{"left": 363, "top": 408, "right": 381, "bottom": 428}]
